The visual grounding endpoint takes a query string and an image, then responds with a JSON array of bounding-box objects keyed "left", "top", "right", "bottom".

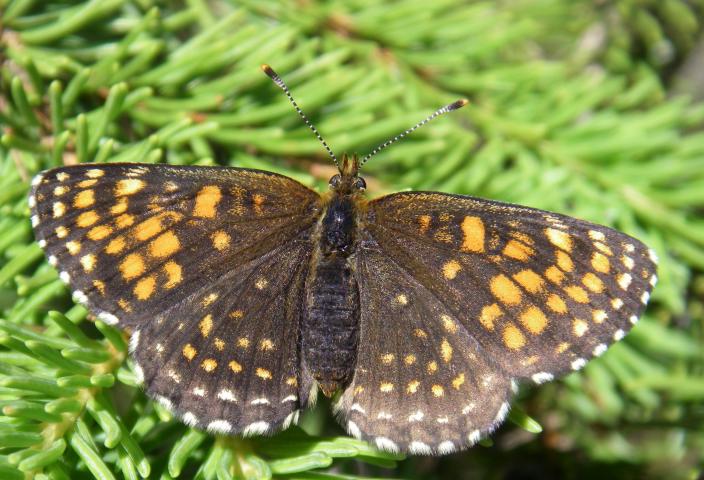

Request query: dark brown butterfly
[{"left": 28, "top": 65, "right": 657, "bottom": 455}]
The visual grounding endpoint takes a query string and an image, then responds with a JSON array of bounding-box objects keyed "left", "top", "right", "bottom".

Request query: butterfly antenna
[
  {"left": 359, "top": 98, "right": 469, "bottom": 167},
  {"left": 261, "top": 64, "right": 339, "bottom": 168}
]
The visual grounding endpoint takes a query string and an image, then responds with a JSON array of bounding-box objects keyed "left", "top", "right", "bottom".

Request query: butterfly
[{"left": 28, "top": 65, "right": 657, "bottom": 456}]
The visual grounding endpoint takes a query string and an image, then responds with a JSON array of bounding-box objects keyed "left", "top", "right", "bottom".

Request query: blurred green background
[{"left": 1, "top": 1, "right": 704, "bottom": 479}]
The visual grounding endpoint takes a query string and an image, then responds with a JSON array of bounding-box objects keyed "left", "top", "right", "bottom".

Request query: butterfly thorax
[{"left": 301, "top": 155, "right": 365, "bottom": 397}]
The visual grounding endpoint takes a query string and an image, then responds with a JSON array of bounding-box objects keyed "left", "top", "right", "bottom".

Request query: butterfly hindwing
[
  {"left": 336, "top": 244, "right": 513, "bottom": 454},
  {"left": 364, "top": 192, "right": 657, "bottom": 383},
  {"left": 30, "top": 163, "right": 322, "bottom": 434},
  {"left": 132, "top": 238, "right": 313, "bottom": 435}
]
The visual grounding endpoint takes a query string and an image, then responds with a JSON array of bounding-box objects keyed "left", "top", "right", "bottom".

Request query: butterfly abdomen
[{"left": 302, "top": 195, "right": 360, "bottom": 397}]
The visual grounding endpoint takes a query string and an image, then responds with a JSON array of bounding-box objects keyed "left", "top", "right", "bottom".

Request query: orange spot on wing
[
  {"left": 503, "top": 239, "right": 534, "bottom": 261},
  {"left": 76, "top": 210, "right": 99, "bottom": 228},
  {"left": 545, "top": 266, "right": 565, "bottom": 284},
  {"left": 115, "top": 179, "right": 145, "bottom": 196},
  {"left": 592, "top": 309, "right": 607, "bottom": 323},
  {"left": 199, "top": 314, "right": 213, "bottom": 337},
  {"left": 211, "top": 230, "right": 231, "bottom": 251},
  {"left": 115, "top": 213, "right": 135, "bottom": 229},
  {"left": 460, "top": 216, "right": 485, "bottom": 253},
  {"left": 480, "top": 303, "right": 502, "bottom": 331},
  {"left": 582, "top": 272, "right": 604, "bottom": 292},
  {"left": 490, "top": 274, "right": 522, "bottom": 305},
  {"left": 556, "top": 250, "right": 574, "bottom": 272},
  {"left": 74, "top": 189, "right": 95, "bottom": 208},
  {"left": 134, "top": 216, "right": 163, "bottom": 241},
  {"left": 53, "top": 202, "right": 66, "bottom": 218},
  {"left": 513, "top": 269, "right": 544, "bottom": 293},
  {"left": 252, "top": 193, "right": 265, "bottom": 214},
  {"left": 77, "top": 179, "right": 97, "bottom": 188},
  {"left": 134, "top": 275, "right": 156, "bottom": 300},
  {"left": 163, "top": 261, "right": 182, "bottom": 288},
  {"left": 87, "top": 225, "right": 112, "bottom": 241},
  {"left": 80, "top": 254, "right": 96, "bottom": 272},
  {"left": 120, "top": 253, "right": 145, "bottom": 280},
  {"left": 442, "top": 260, "right": 462, "bottom": 279},
  {"left": 111, "top": 197, "right": 128, "bottom": 215},
  {"left": 149, "top": 230, "right": 180, "bottom": 258},
  {"left": 519, "top": 306, "right": 548, "bottom": 334},
  {"left": 413, "top": 328, "right": 427, "bottom": 338},
  {"left": 427, "top": 361, "right": 438, "bottom": 373},
  {"left": 546, "top": 228, "right": 573, "bottom": 252},
  {"left": 183, "top": 344, "right": 197, "bottom": 360},
  {"left": 229, "top": 360, "right": 242, "bottom": 373},
  {"left": 503, "top": 324, "right": 526, "bottom": 350},
  {"left": 92, "top": 280, "right": 105, "bottom": 295},
  {"left": 193, "top": 185, "right": 222, "bottom": 218},
  {"left": 594, "top": 241, "right": 613, "bottom": 256},
  {"left": 546, "top": 294, "right": 568, "bottom": 313},
  {"left": 441, "top": 314, "right": 458, "bottom": 333},
  {"left": 565, "top": 285, "right": 589, "bottom": 303},
  {"left": 591, "top": 252, "right": 610, "bottom": 273},
  {"left": 66, "top": 241, "right": 81, "bottom": 255},
  {"left": 418, "top": 215, "right": 431, "bottom": 234},
  {"left": 440, "top": 338, "right": 453, "bottom": 362},
  {"left": 118, "top": 298, "right": 132, "bottom": 312},
  {"left": 105, "top": 236, "right": 126, "bottom": 254},
  {"left": 201, "top": 359, "right": 217, "bottom": 372}
]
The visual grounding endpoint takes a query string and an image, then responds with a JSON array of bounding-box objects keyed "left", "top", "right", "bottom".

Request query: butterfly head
[{"left": 329, "top": 153, "right": 366, "bottom": 194}]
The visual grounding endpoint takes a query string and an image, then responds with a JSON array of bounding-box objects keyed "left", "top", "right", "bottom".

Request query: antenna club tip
[
  {"left": 261, "top": 64, "right": 276, "bottom": 77},
  {"left": 449, "top": 98, "right": 470, "bottom": 110}
]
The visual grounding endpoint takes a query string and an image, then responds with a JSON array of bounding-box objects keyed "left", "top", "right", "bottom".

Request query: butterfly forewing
[
  {"left": 30, "top": 164, "right": 320, "bottom": 327},
  {"left": 30, "top": 163, "right": 321, "bottom": 434},
  {"left": 337, "top": 245, "right": 513, "bottom": 455},
  {"left": 365, "top": 192, "right": 657, "bottom": 383}
]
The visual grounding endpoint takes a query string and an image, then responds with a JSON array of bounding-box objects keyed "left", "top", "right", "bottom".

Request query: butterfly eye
[
  {"left": 353, "top": 177, "right": 366, "bottom": 191},
  {"left": 329, "top": 175, "right": 342, "bottom": 189}
]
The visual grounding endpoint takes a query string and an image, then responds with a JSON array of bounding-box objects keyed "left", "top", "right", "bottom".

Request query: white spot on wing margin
[
  {"left": 374, "top": 437, "right": 399, "bottom": 453},
  {"left": 347, "top": 420, "right": 362, "bottom": 439},
  {"left": 468, "top": 429, "right": 481, "bottom": 445},
  {"left": 207, "top": 420, "right": 232, "bottom": 434},
  {"left": 97, "top": 311, "right": 119, "bottom": 325},
  {"left": 409, "top": 441, "right": 432, "bottom": 455},
  {"left": 129, "top": 330, "right": 140, "bottom": 353},
  {"left": 242, "top": 421, "right": 269, "bottom": 436},
  {"left": 531, "top": 372, "right": 553, "bottom": 384},
  {"left": 494, "top": 402, "right": 510, "bottom": 423},
  {"left": 437, "top": 440, "right": 455, "bottom": 455},
  {"left": 182, "top": 412, "right": 198, "bottom": 427}
]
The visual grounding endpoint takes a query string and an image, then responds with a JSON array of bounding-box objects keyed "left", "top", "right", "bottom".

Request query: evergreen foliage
[{"left": 1, "top": 1, "right": 703, "bottom": 478}]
